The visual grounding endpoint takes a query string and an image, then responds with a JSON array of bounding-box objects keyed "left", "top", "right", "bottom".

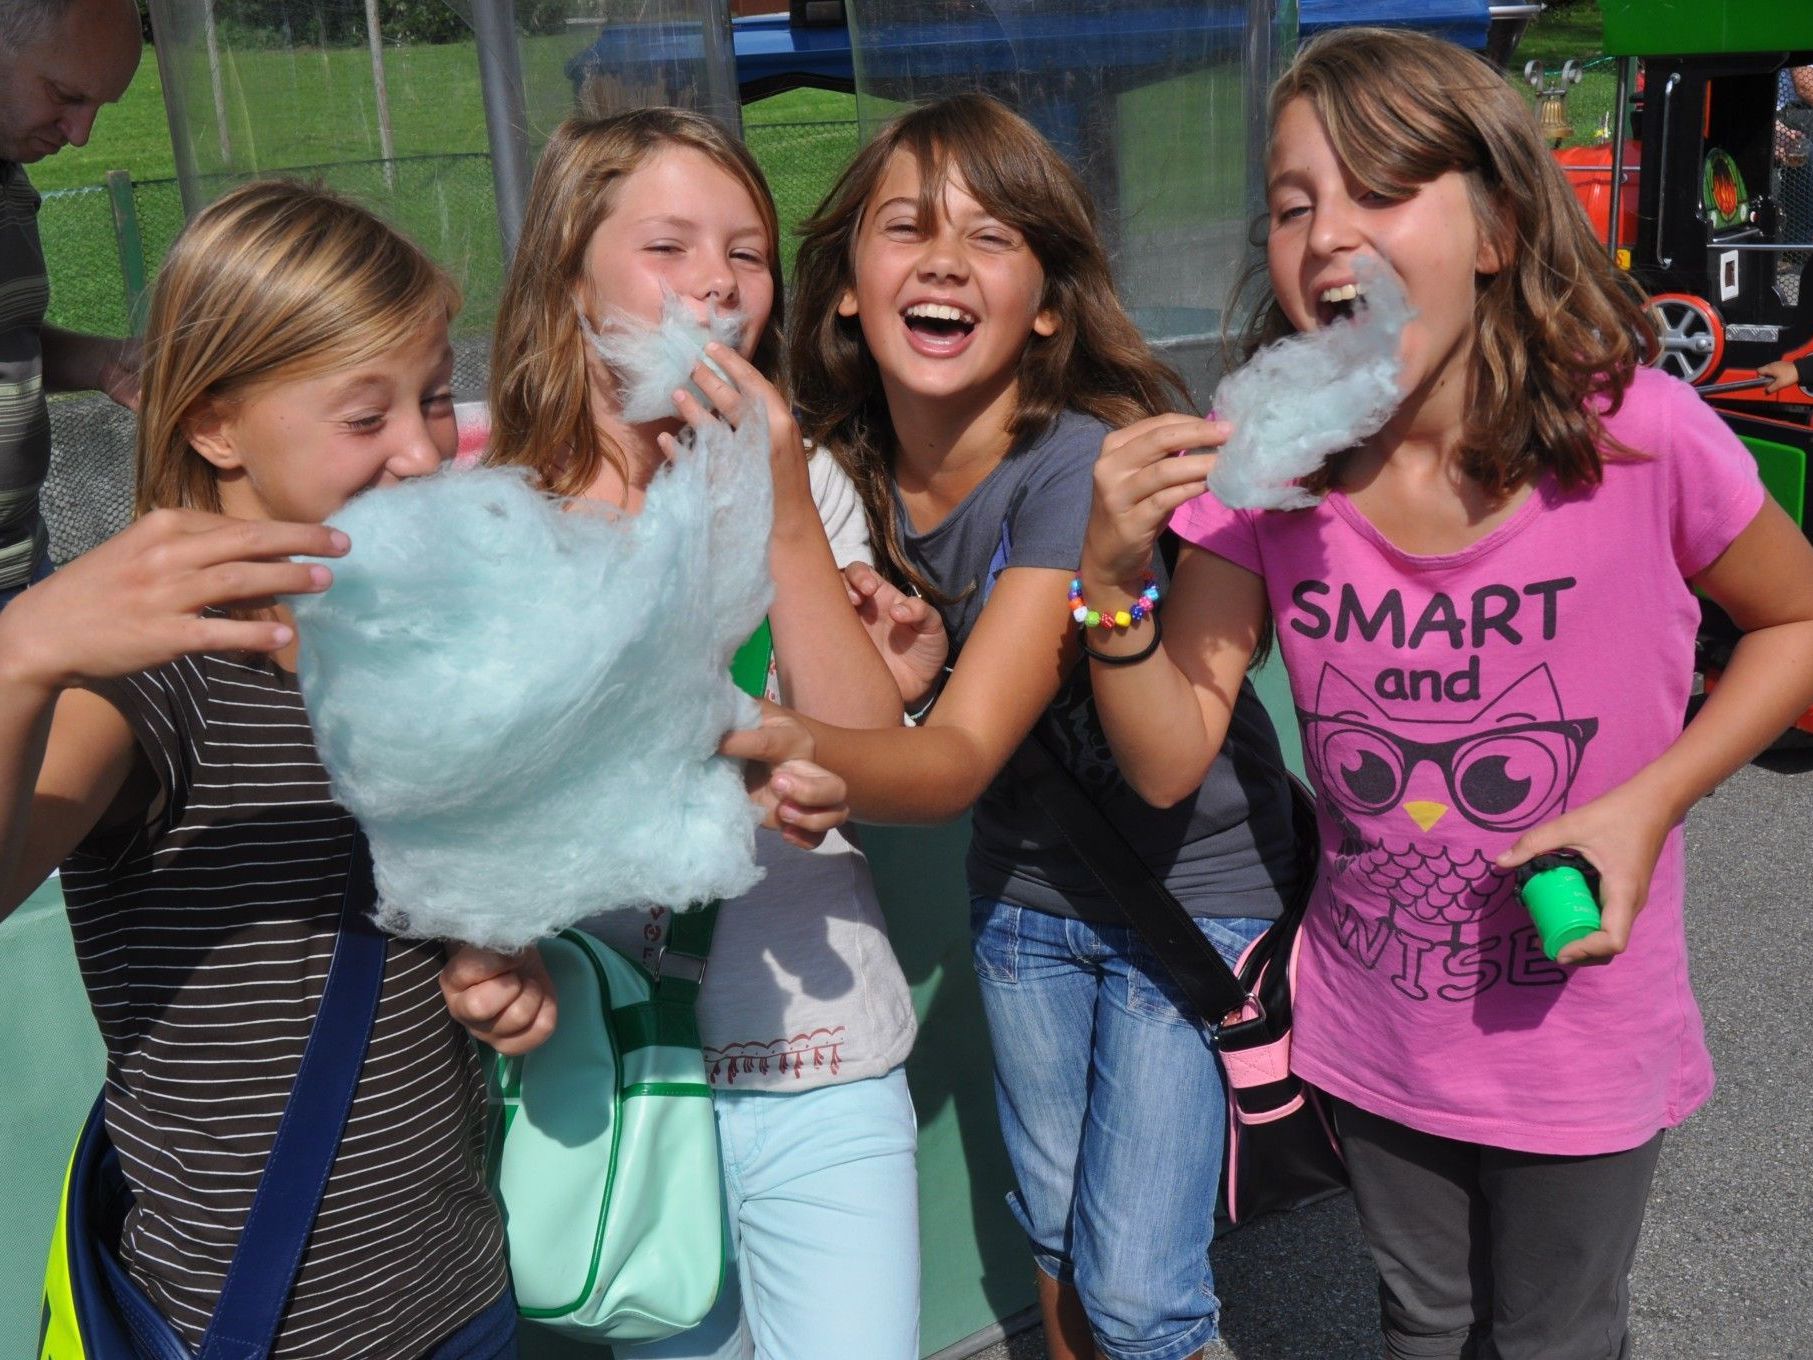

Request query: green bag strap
[{"left": 652, "top": 618, "right": 774, "bottom": 998}]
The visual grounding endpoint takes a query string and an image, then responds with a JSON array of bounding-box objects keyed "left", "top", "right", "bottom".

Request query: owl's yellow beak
[{"left": 1403, "top": 800, "right": 1448, "bottom": 832}]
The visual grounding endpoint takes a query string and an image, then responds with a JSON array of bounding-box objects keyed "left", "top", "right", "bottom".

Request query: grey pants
[{"left": 1331, "top": 1098, "right": 1665, "bottom": 1360}]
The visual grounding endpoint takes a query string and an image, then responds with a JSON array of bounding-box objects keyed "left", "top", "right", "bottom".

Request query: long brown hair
[
  {"left": 485, "top": 109, "right": 785, "bottom": 498},
  {"left": 789, "top": 93, "right": 1189, "bottom": 597},
  {"left": 135, "top": 180, "right": 457, "bottom": 516},
  {"left": 1247, "top": 27, "right": 1656, "bottom": 498}
]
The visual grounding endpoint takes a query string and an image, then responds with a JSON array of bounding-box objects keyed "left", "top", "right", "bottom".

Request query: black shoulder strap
[{"left": 1011, "top": 733, "right": 1248, "bottom": 1023}]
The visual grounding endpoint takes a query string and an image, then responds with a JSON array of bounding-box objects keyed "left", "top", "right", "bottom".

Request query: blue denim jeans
[
  {"left": 0, "top": 550, "right": 53, "bottom": 610},
  {"left": 615, "top": 1067, "right": 920, "bottom": 1360},
  {"left": 971, "top": 898, "right": 1270, "bottom": 1360}
]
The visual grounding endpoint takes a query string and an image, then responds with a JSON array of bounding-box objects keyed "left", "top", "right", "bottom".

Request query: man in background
[{"left": 0, "top": 0, "right": 144, "bottom": 607}]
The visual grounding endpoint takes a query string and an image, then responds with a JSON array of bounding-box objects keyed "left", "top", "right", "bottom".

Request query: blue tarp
[
  {"left": 716, "top": 1, "right": 1493, "bottom": 99},
  {"left": 1301, "top": 0, "right": 1490, "bottom": 50}
]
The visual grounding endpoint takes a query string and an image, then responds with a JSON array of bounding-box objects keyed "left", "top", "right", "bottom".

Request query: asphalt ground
[{"left": 973, "top": 749, "right": 1813, "bottom": 1360}]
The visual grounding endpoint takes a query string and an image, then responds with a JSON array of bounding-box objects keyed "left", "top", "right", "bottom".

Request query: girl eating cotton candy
[
  {"left": 445, "top": 109, "right": 937, "bottom": 1360},
  {"left": 286, "top": 115, "right": 866, "bottom": 955}
]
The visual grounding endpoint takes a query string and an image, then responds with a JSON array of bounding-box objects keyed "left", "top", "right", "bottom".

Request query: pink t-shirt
[{"left": 1172, "top": 367, "right": 1765, "bottom": 1154}]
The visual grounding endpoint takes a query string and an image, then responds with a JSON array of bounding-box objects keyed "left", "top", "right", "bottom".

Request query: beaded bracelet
[{"left": 1068, "top": 571, "right": 1161, "bottom": 631}]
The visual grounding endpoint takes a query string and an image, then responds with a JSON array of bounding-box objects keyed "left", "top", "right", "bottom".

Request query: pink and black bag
[{"left": 1016, "top": 730, "right": 1346, "bottom": 1229}]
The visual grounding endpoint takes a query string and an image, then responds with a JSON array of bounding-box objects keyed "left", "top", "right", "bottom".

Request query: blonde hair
[
  {"left": 485, "top": 109, "right": 784, "bottom": 498},
  {"left": 1249, "top": 27, "right": 1656, "bottom": 498},
  {"left": 788, "top": 93, "right": 1189, "bottom": 599},
  {"left": 135, "top": 180, "right": 458, "bottom": 516}
]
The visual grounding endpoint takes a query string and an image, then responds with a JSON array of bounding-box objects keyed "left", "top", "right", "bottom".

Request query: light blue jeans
[
  {"left": 614, "top": 1066, "right": 920, "bottom": 1360},
  {"left": 971, "top": 898, "right": 1270, "bottom": 1360}
]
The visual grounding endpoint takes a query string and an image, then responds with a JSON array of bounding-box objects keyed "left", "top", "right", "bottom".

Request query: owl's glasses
[{"left": 1298, "top": 713, "right": 1599, "bottom": 832}]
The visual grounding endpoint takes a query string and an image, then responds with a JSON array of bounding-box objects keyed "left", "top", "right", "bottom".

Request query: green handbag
[{"left": 492, "top": 623, "right": 771, "bottom": 1342}]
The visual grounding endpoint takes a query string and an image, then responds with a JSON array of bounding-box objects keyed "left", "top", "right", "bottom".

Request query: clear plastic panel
[
  {"left": 844, "top": 0, "right": 1293, "bottom": 402},
  {"left": 143, "top": 0, "right": 741, "bottom": 336}
]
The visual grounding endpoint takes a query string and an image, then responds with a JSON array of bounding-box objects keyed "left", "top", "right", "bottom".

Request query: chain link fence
[
  {"left": 34, "top": 70, "right": 1813, "bottom": 563},
  {"left": 1774, "top": 113, "right": 1812, "bottom": 309},
  {"left": 41, "top": 120, "right": 859, "bottom": 341}
]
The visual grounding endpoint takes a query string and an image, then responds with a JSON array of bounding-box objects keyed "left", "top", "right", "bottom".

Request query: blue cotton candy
[
  {"left": 1208, "top": 255, "right": 1413, "bottom": 511},
  {"left": 583, "top": 289, "right": 747, "bottom": 424},
  {"left": 287, "top": 404, "right": 774, "bottom": 950}
]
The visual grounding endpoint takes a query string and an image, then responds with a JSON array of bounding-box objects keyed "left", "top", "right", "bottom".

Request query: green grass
[
  {"left": 33, "top": 42, "right": 863, "bottom": 336},
  {"left": 32, "top": 14, "right": 1620, "bottom": 339},
  {"left": 1515, "top": 3, "right": 1605, "bottom": 69}
]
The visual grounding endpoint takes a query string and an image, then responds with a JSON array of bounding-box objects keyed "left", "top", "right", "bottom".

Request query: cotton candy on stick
[
  {"left": 1207, "top": 255, "right": 1413, "bottom": 511},
  {"left": 583, "top": 288, "right": 747, "bottom": 424},
  {"left": 287, "top": 402, "right": 774, "bottom": 952}
]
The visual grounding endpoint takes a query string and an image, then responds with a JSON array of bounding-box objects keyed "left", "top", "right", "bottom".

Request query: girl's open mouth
[
  {"left": 902, "top": 301, "right": 978, "bottom": 355},
  {"left": 1316, "top": 282, "right": 1368, "bottom": 328}
]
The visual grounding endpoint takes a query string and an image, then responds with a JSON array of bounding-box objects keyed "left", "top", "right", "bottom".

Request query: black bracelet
[{"left": 1080, "top": 613, "right": 1163, "bottom": 666}]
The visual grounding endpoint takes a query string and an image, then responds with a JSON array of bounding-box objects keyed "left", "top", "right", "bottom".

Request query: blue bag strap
[{"left": 196, "top": 832, "right": 386, "bottom": 1360}]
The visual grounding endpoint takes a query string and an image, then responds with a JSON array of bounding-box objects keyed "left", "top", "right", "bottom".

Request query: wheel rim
[{"left": 1648, "top": 296, "right": 1723, "bottom": 384}]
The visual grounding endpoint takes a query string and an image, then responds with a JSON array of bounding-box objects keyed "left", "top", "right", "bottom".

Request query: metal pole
[
  {"left": 1243, "top": 0, "right": 1287, "bottom": 228},
  {"left": 203, "top": 0, "right": 232, "bottom": 163},
  {"left": 470, "top": 0, "right": 531, "bottom": 261},
  {"left": 365, "top": 0, "right": 398, "bottom": 191},
  {"left": 699, "top": 0, "right": 744, "bottom": 136},
  {"left": 146, "top": 0, "right": 206, "bottom": 219},
  {"left": 104, "top": 170, "right": 151, "bottom": 335},
  {"left": 1607, "top": 55, "right": 1631, "bottom": 261}
]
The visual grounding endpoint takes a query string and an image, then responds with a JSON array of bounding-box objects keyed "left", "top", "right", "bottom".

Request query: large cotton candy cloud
[
  {"left": 582, "top": 288, "right": 746, "bottom": 424},
  {"left": 288, "top": 405, "right": 773, "bottom": 951},
  {"left": 1207, "top": 255, "right": 1413, "bottom": 511}
]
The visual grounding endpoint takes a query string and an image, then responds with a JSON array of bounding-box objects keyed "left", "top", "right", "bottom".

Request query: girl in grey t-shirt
[{"left": 780, "top": 96, "right": 1305, "bottom": 1360}]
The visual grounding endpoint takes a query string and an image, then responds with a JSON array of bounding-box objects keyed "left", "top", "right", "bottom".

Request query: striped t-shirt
[
  {"left": 61, "top": 650, "right": 507, "bottom": 1357},
  {"left": 0, "top": 160, "right": 51, "bottom": 590}
]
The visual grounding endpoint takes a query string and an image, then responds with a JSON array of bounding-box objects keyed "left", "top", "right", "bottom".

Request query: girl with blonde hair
[
  {"left": 443, "top": 109, "right": 932, "bottom": 1360},
  {"left": 0, "top": 179, "right": 518, "bottom": 1357}
]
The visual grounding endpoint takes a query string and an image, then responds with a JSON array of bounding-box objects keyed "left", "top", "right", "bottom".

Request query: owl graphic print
[{"left": 1171, "top": 367, "right": 1764, "bottom": 1155}]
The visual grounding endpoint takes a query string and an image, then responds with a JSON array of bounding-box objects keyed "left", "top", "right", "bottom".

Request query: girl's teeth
[
  {"left": 1319, "top": 284, "right": 1362, "bottom": 304},
  {"left": 906, "top": 303, "right": 971, "bottom": 322}
]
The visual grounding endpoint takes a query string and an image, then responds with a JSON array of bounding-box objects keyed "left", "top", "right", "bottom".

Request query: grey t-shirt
[
  {"left": 0, "top": 161, "right": 51, "bottom": 590},
  {"left": 897, "top": 408, "right": 1301, "bottom": 923}
]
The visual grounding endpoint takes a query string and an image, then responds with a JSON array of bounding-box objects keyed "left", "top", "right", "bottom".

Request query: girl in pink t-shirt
[{"left": 1077, "top": 27, "right": 1813, "bottom": 1360}]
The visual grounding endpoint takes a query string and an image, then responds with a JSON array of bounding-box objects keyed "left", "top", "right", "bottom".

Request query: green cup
[{"left": 1515, "top": 852, "right": 1602, "bottom": 961}]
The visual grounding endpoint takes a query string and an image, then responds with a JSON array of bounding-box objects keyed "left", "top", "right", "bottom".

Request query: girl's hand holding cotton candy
[
  {"left": 441, "top": 942, "right": 559, "bottom": 1055},
  {"left": 1081, "top": 414, "right": 1230, "bottom": 598},
  {"left": 1205, "top": 256, "right": 1412, "bottom": 510},
  {"left": 0, "top": 509, "right": 345, "bottom": 693},
  {"left": 584, "top": 288, "right": 745, "bottom": 425},
  {"left": 668, "top": 341, "right": 815, "bottom": 529}
]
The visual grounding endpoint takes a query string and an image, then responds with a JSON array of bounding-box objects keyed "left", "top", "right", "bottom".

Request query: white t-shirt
[{"left": 582, "top": 451, "right": 918, "bottom": 1089}]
